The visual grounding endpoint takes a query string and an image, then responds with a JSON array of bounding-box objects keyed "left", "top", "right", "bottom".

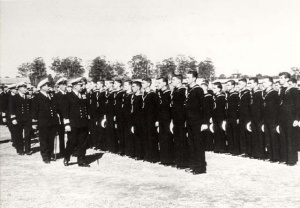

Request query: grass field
[{"left": 0, "top": 125, "right": 299, "bottom": 208}]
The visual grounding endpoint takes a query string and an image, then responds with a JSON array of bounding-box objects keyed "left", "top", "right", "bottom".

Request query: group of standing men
[{"left": 0, "top": 71, "right": 299, "bottom": 174}]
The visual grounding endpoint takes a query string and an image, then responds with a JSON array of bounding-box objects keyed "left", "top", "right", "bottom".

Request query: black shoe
[
  {"left": 17, "top": 151, "right": 24, "bottom": 155},
  {"left": 25, "top": 152, "right": 32, "bottom": 155},
  {"left": 78, "top": 163, "right": 90, "bottom": 167},
  {"left": 193, "top": 170, "right": 206, "bottom": 175},
  {"left": 44, "top": 160, "right": 50, "bottom": 164},
  {"left": 63, "top": 159, "right": 69, "bottom": 166},
  {"left": 286, "top": 163, "right": 296, "bottom": 166},
  {"left": 185, "top": 168, "right": 193, "bottom": 173}
]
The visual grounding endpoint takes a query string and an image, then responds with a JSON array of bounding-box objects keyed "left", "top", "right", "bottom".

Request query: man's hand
[
  {"left": 237, "top": 119, "right": 239, "bottom": 124},
  {"left": 222, "top": 121, "right": 226, "bottom": 131},
  {"left": 276, "top": 125, "right": 280, "bottom": 134},
  {"left": 201, "top": 124, "right": 208, "bottom": 131},
  {"left": 246, "top": 122, "right": 252, "bottom": 132},
  {"left": 261, "top": 124, "right": 264, "bottom": 132},
  {"left": 12, "top": 120, "right": 17, "bottom": 125},
  {"left": 32, "top": 125, "right": 37, "bottom": 130},
  {"left": 65, "top": 125, "right": 71, "bottom": 132},
  {"left": 292, "top": 120, "right": 298, "bottom": 127},
  {"left": 155, "top": 121, "right": 159, "bottom": 127},
  {"left": 2, "top": 118, "right": 6, "bottom": 123}
]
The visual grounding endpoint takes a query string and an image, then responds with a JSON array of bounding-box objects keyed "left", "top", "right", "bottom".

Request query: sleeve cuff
[{"left": 64, "top": 119, "right": 70, "bottom": 126}]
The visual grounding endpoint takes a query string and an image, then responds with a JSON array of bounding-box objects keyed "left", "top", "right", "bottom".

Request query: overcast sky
[{"left": 1, "top": 0, "right": 300, "bottom": 77}]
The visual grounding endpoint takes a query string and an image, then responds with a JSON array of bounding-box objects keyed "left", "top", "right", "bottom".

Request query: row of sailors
[{"left": 0, "top": 71, "right": 299, "bottom": 172}]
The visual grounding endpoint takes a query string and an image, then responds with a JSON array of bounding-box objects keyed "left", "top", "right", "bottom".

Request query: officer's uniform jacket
[
  {"left": 53, "top": 90, "right": 67, "bottom": 125},
  {"left": 9, "top": 92, "right": 32, "bottom": 123},
  {"left": 142, "top": 90, "right": 159, "bottom": 122},
  {"left": 279, "top": 87, "right": 300, "bottom": 121},
  {"left": 62, "top": 91, "right": 88, "bottom": 128},
  {"left": 31, "top": 92, "right": 59, "bottom": 127}
]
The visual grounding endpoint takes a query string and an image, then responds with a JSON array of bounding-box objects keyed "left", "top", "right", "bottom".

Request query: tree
[
  {"left": 219, "top": 74, "right": 226, "bottom": 79},
  {"left": 29, "top": 57, "right": 47, "bottom": 86},
  {"left": 128, "top": 54, "right": 153, "bottom": 79},
  {"left": 50, "top": 57, "right": 85, "bottom": 79},
  {"left": 156, "top": 57, "right": 176, "bottom": 78},
  {"left": 198, "top": 58, "right": 215, "bottom": 81},
  {"left": 89, "top": 56, "right": 112, "bottom": 81},
  {"left": 256, "top": 74, "right": 263, "bottom": 79},
  {"left": 175, "top": 55, "right": 197, "bottom": 77},
  {"left": 240, "top": 75, "right": 250, "bottom": 79},
  {"left": 17, "top": 62, "right": 32, "bottom": 77},
  {"left": 291, "top": 67, "right": 300, "bottom": 80},
  {"left": 110, "top": 61, "right": 126, "bottom": 78}
]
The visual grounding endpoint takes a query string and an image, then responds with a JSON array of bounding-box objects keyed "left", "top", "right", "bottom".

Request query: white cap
[
  {"left": 16, "top": 82, "right": 27, "bottom": 89},
  {"left": 69, "top": 77, "right": 82, "bottom": 85},
  {"left": 7, "top": 84, "right": 17, "bottom": 89},
  {"left": 56, "top": 77, "right": 67, "bottom": 85},
  {"left": 37, "top": 78, "right": 49, "bottom": 90}
]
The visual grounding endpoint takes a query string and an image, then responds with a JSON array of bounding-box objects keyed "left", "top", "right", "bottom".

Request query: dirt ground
[{"left": 0, "top": 125, "right": 299, "bottom": 208}]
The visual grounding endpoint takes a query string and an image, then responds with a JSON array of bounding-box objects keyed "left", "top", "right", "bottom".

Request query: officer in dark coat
[
  {"left": 62, "top": 77, "right": 90, "bottom": 167},
  {"left": 238, "top": 78, "right": 252, "bottom": 157},
  {"left": 6, "top": 85, "right": 17, "bottom": 147},
  {"left": 142, "top": 78, "right": 160, "bottom": 163},
  {"left": 113, "top": 80, "right": 126, "bottom": 156},
  {"left": 200, "top": 82, "right": 214, "bottom": 151},
  {"left": 171, "top": 74, "right": 189, "bottom": 169},
  {"left": 225, "top": 80, "right": 240, "bottom": 155},
  {"left": 9, "top": 82, "right": 32, "bottom": 155},
  {"left": 31, "top": 79, "right": 59, "bottom": 164},
  {"left": 156, "top": 77, "right": 174, "bottom": 165},
  {"left": 185, "top": 71, "right": 206, "bottom": 174},
  {"left": 131, "top": 81, "right": 144, "bottom": 159},
  {"left": 0, "top": 85, "right": 7, "bottom": 125},
  {"left": 261, "top": 77, "right": 280, "bottom": 162},
  {"left": 53, "top": 78, "right": 68, "bottom": 157},
  {"left": 122, "top": 80, "right": 134, "bottom": 157},
  {"left": 249, "top": 77, "right": 264, "bottom": 159},
  {"left": 212, "top": 82, "right": 227, "bottom": 154},
  {"left": 278, "top": 73, "right": 299, "bottom": 165}
]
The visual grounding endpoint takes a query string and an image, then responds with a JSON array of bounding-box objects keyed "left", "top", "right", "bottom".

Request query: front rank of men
[{"left": 1, "top": 70, "right": 299, "bottom": 172}]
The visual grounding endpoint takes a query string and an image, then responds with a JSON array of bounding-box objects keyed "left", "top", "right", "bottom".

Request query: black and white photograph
[{"left": 0, "top": 0, "right": 300, "bottom": 207}]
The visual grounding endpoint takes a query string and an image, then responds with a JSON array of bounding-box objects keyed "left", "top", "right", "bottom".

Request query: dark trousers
[
  {"left": 124, "top": 118, "right": 134, "bottom": 157},
  {"left": 239, "top": 119, "right": 252, "bottom": 155},
  {"left": 133, "top": 118, "right": 144, "bottom": 158},
  {"left": 173, "top": 119, "right": 189, "bottom": 168},
  {"left": 14, "top": 120, "right": 32, "bottom": 154},
  {"left": 213, "top": 118, "right": 227, "bottom": 153},
  {"left": 116, "top": 116, "right": 125, "bottom": 154},
  {"left": 203, "top": 129, "right": 214, "bottom": 151},
  {"left": 226, "top": 119, "right": 239, "bottom": 154},
  {"left": 90, "top": 117, "right": 98, "bottom": 148},
  {"left": 186, "top": 120, "right": 206, "bottom": 172},
  {"left": 8, "top": 122, "right": 17, "bottom": 147},
  {"left": 264, "top": 122, "right": 280, "bottom": 161},
  {"left": 106, "top": 115, "right": 118, "bottom": 153},
  {"left": 142, "top": 119, "right": 159, "bottom": 163},
  {"left": 57, "top": 124, "right": 65, "bottom": 155},
  {"left": 279, "top": 120, "right": 298, "bottom": 164},
  {"left": 158, "top": 119, "right": 174, "bottom": 164},
  {"left": 39, "top": 125, "right": 57, "bottom": 162},
  {"left": 65, "top": 127, "right": 88, "bottom": 164},
  {"left": 96, "top": 114, "right": 106, "bottom": 150},
  {"left": 251, "top": 121, "right": 264, "bottom": 159}
]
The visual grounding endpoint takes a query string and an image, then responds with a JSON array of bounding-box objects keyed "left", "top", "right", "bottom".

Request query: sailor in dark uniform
[
  {"left": 131, "top": 81, "right": 144, "bottom": 159},
  {"left": 156, "top": 77, "right": 174, "bottom": 165},
  {"left": 53, "top": 78, "right": 68, "bottom": 157},
  {"left": 184, "top": 71, "right": 206, "bottom": 174},
  {"left": 114, "top": 79, "right": 125, "bottom": 155},
  {"left": 225, "top": 80, "right": 240, "bottom": 155},
  {"left": 96, "top": 80, "right": 107, "bottom": 150},
  {"left": 278, "top": 73, "right": 299, "bottom": 165},
  {"left": 261, "top": 77, "right": 280, "bottom": 162},
  {"left": 104, "top": 80, "right": 117, "bottom": 153},
  {"left": 88, "top": 79, "right": 100, "bottom": 148},
  {"left": 212, "top": 82, "right": 227, "bottom": 154},
  {"left": 62, "top": 77, "right": 90, "bottom": 167},
  {"left": 122, "top": 80, "right": 134, "bottom": 157},
  {"left": 249, "top": 77, "right": 264, "bottom": 159},
  {"left": 238, "top": 78, "right": 252, "bottom": 157},
  {"left": 31, "top": 79, "right": 59, "bottom": 163},
  {"left": 171, "top": 74, "right": 189, "bottom": 169}
]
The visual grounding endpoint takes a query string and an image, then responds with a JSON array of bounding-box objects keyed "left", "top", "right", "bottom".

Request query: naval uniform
[
  {"left": 157, "top": 89, "right": 174, "bottom": 165},
  {"left": 278, "top": 87, "right": 299, "bottom": 165},
  {"left": 226, "top": 91, "right": 240, "bottom": 154},
  {"left": 62, "top": 91, "right": 89, "bottom": 164},
  {"left": 238, "top": 89, "right": 251, "bottom": 156},
  {"left": 250, "top": 89, "right": 264, "bottom": 159},
  {"left": 186, "top": 84, "right": 206, "bottom": 173},
  {"left": 262, "top": 88, "right": 280, "bottom": 161},
  {"left": 202, "top": 92, "right": 214, "bottom": 151},
  {"left": 171, "top": 86, "right": 189, "bottom": 168},
  {"left": 31, "top": 92, "right": 59, "bottom": 162},
  {"left": 123, "top": 92, "right": 134, "bottom": 157},
  {"left": 105, "top": 90, "right": 118, "bottom": 153},
  {"left": 96, "top": 89, "right": 107, "bottom": 150},
  {"left": 9, "top": 93, "right": 32, "bottom": 154},
  {"left": 114, "top": 90, "right": 126, "bottom": 155},
  {"left": 142, "top": 90, "right": 160, "bottom": 163},
  {"left": 213, "top": 92, "right": 227, "bottom": 153},
  {"left": 89, "top": 89, "right": 100, "bottom": 148}
]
